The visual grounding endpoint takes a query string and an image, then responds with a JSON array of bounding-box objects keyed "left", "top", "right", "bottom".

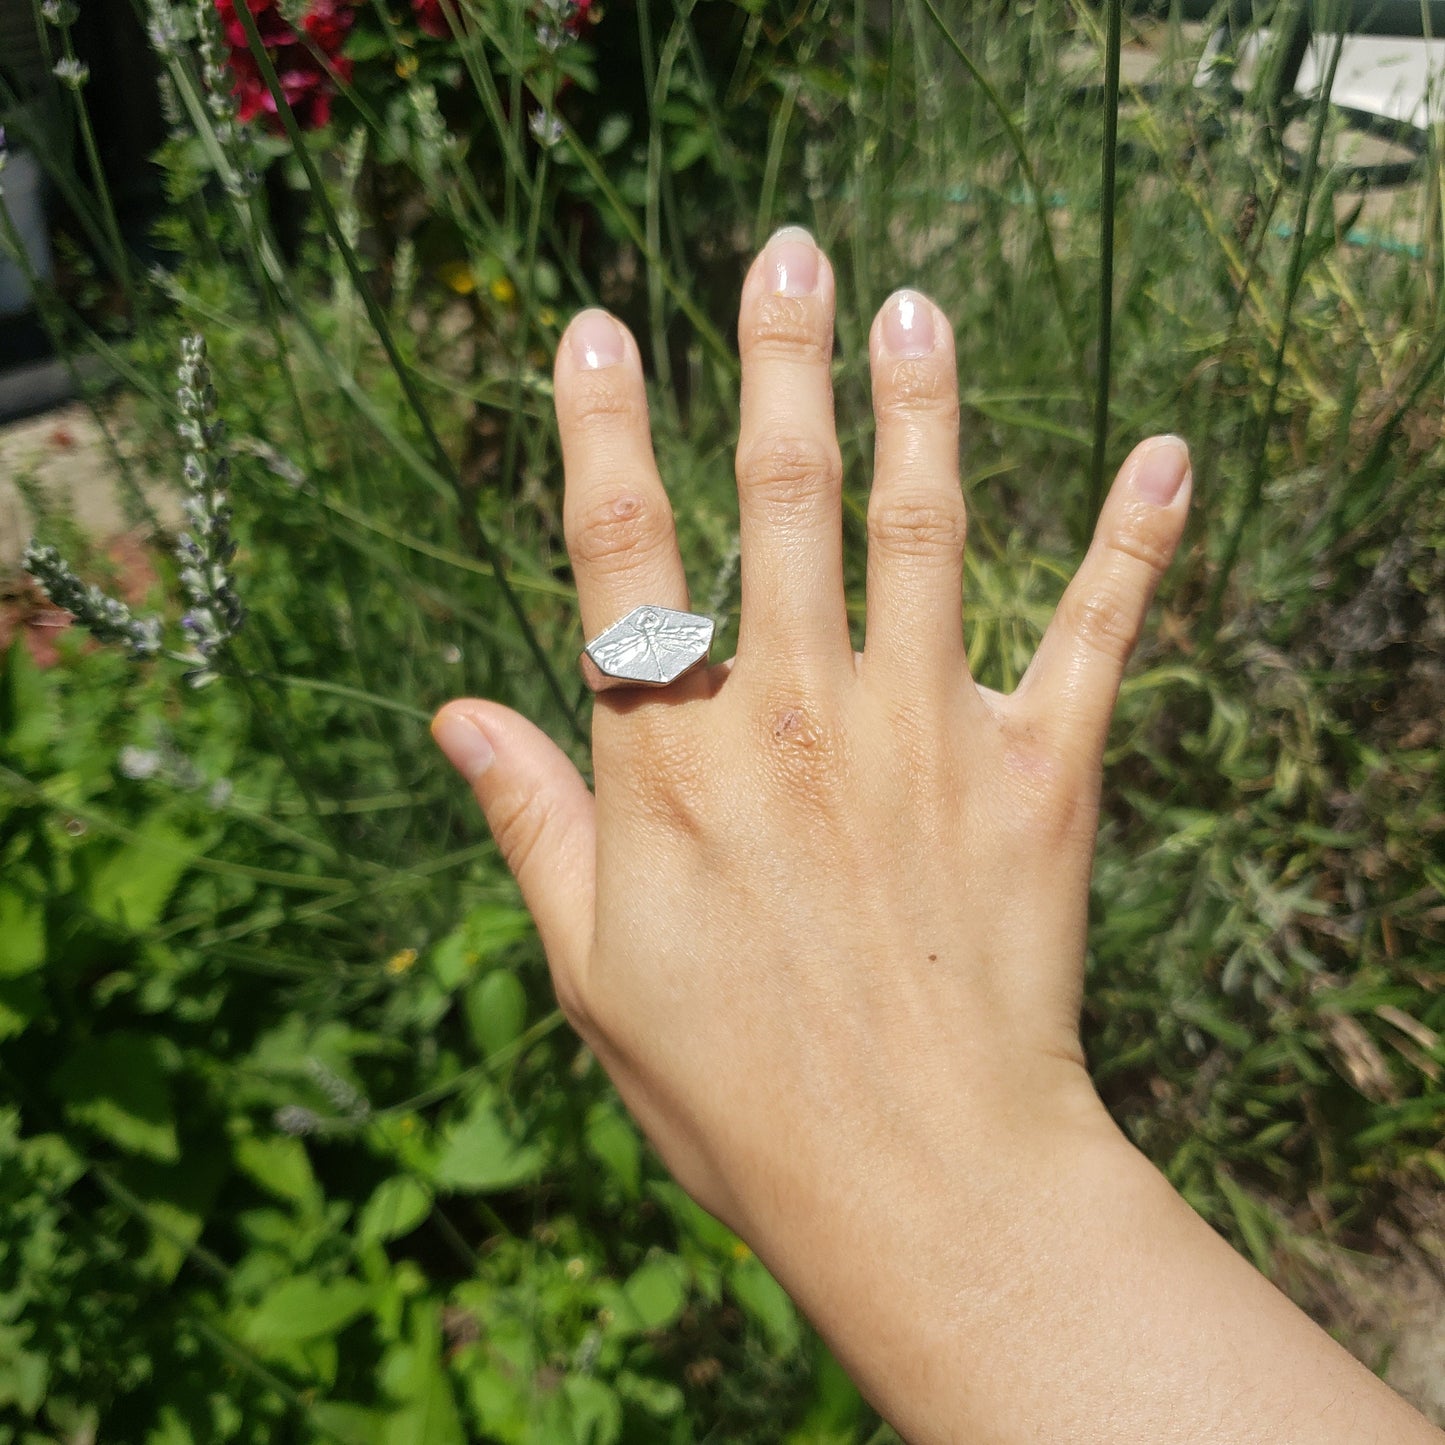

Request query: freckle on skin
[{"left": 928, "top": 954, "right": 937, "bottom": 963}]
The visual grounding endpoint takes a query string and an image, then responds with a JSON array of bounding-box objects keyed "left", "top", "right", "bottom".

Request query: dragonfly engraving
[{"left": 584, "top": 606, "right": 714, "bottom": 687}]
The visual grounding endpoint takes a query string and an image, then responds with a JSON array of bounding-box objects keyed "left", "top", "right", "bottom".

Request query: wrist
[{"left": 739, "top": 1070, "right": 1139, "bottom": 1442}]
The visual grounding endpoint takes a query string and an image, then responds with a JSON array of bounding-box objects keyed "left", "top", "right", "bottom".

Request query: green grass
[{"left": 1, "top": 0, "right": 1442, "bottom": 1438}]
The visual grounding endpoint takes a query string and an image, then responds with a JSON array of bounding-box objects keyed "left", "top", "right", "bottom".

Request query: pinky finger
[{"left": 1016, "top": 435, "right": 1191, "bottom": 767}]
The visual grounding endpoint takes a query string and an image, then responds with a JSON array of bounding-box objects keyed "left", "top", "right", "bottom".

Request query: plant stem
[
  {"left": 916, "top": 0, "right": 1086, "bottom": 387},
  {"left": 56, "top": 28, "right": 138, "bottom": 312},
  {"left": 253, "top": 672, "right": 433, "bottom": 724},
  {"left": 1201, "top": 26, "right": 1348, "bottom": 639},
  {"left": 1088, "top": 0, "right": 1124, "bottom": 530}
]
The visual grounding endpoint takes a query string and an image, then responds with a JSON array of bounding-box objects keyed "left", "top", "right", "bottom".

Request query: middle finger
[{"left": 733, "top": 228, "right": 851, "bottom": 671}]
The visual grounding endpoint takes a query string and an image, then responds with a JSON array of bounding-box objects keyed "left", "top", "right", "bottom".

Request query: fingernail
[
  {"left": 1133, "top": 435, "right": 1191, "bottom": 506},
  {"left": 767, "top": 225, "right": 819, "bottom": 297},
  {"left": 432, "top": 711, "right": 495, "bottom": 782},
  {"left": 569, "top": 309, "right": 625, "bottom": 370},
  {"left": 881, "top": 289, "right": 935, "bottom": 357}
]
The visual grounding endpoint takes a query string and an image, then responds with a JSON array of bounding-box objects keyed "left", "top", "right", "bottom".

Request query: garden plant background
[{"left": 1, "top": 0, "right": 1444, "bottom": 1439}]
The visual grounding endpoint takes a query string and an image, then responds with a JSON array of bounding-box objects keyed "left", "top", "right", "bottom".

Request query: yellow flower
[
  {"left": 538, "top": 306, "right": 557, "bottom": 328},
  {"left": 385, "top": 947, "right": 419, "bottom": 976},
  {"left": 437, "top": 260, "right": 476, "bottom": 295},
  {"left": 394, "top": 54, "right": 419, "bottom": 79},
  {"left": 489, "top": 275, "right": 516, "bottom": 305},
  {"left": 730, "top": 1240, "right": 752, "bottom": 1261}
]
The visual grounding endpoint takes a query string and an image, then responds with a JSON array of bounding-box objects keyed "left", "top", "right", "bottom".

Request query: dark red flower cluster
[
  {"left": 215, "top": 0, "right": 355, "bottom": 132},
  {"left": 411, "top": 0, "right": 595, "bottom": 42},
  {"left": 411, "top": 0, "right": 451, "bottom": 39}
]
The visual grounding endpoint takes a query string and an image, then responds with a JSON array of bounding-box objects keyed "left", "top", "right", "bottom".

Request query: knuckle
[
  {"left": 753, "top": 692, "right": 847, "bottom": 798},
  {"left": 878, "top": 693, "right": 952, "bottom": 776},
  {"left": 569, "top": 490, "right": 671, "bottom": 574},
  {"left": 1104, "top": 516, "right": 1174, "bottom": 574},
  {"left": 735, "top": 432, "right": 842, "bottom": 512},
  {"left": 634, "top": 764, "right": 711, "bottom": 839},
  {"left": 566, "top": 374, "right": 646, "bottom": 432},
  {"left": 1067, "top": 583, "right": 1137, "bottom": 664},
  {"left": 597, "top": 718, "right": 713, "bottom": 839},
  {"left": 874, "top": 358, "right": 960, "bottom": 424},
  {"left": 635, "top": 746, "right": 713, "bottom": 839},
  {"left": 1000, "top": 727, "right": 1094, "bottom": 846},
  {"left": 745, "top": 295, "right": 832, "bottom": 363},
  {"left": 868, "top": 492, "right": 967, "bottom": 561}
]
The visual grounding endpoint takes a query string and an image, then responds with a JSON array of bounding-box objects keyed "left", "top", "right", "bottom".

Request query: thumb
[{"left": 432, "top": 700, "right": 596, "bottom": 1001}]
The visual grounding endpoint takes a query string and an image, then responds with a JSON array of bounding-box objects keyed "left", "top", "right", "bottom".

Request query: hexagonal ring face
[{"left": 580, "top": 605, "right": 715, "bottom": 692}]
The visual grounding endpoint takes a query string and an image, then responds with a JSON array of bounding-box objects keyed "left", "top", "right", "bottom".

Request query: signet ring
[{"left": 580, "top": 605, "right": 715, "bottom": 693}]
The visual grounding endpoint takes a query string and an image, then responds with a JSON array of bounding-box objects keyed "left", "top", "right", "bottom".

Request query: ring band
[{"left": 580, "top": 604, "right": 714, "bottom": 693}]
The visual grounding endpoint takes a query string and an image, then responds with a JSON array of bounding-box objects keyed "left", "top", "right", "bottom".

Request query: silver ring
[{"left": 580, "top": 605, "right": 714, "bottom": 693}]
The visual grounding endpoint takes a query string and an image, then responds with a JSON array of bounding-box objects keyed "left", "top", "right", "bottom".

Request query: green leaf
[
  {"left": 786, "top": 1337, "right": 866, "bottom": 1441},
  {"left": 729, "top": 1254, "right": 800, "bottom": 1355},
  {"left": 243, "top": 1275, "right": 372, "bottom": 1345},
  {"left": 0, "top": 976, "right": 43, "bottom": 1042},
  {"left": 52, "top": 1032, "right": 178, "bottom": 1163},
  {"left": 0, "top": 642, "right": 57, "bottom": 767},
  {"left": 464, "top": 969, "right": 527, "bottom": 1059},
  {"left": 669, "top": 129, "right": 710, "bottom": 173},
  {"left": 585, "top": 1104, "right": 641, "bottom": 1199},
  {"left": 81, "top": 822, "right": 208, "bottom": 932},
  {"left": 647, "top": 1180, "right": 736, "bottom": 1253},
  {"left": 357, "top": 1175, "right": 431, "bottom": 1246},
  {"left": 430, "top": 1090, "right": 544, "bottom": 1193},
  {"left": 343, "top": 28, "right": 393, "bottom": 61},
  {"left": 234, "top": 1133, "right": 320, "bottom": 1207},
  {"left": 618, "top": 1256, "right": 688, "bottom": 1333},
  {"left": 1174, "top": 998, "right": 1252, "bottom": 1052},
  {"left": 555, "top": 1375, "right": 622, "bottom": 1445},
  {"left": 121, "top": 1151, "right": 226, "bottom": 1284},
  {"left": 429, "top": 905, "right": 531, "bottom": 989},
  {"left": 614, "top": 1369, "right": 684, "bottom": 1419},
  {"left": 1213, "top": 1168, "right": 1274, "bottom": 1273},
  {"left": 0, "top": 887, "right": 45, "bottom": 977},
  {"left": 378, "top": 1299, "right": 466, "bottom": 1445},
  {"left": 0, "top": 1332, "right": 47, "bottom": 1413},
  {"left": 596, "top": 114, "right": 630, "bottom": 155},
  {"left": 307, "top": 1402, "right": 384, "bottom": 1445}
]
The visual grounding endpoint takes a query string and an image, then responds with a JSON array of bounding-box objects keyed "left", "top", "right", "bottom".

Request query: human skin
[{"left": 432, "top": 229, "right": 1443, "bottom": 1444}]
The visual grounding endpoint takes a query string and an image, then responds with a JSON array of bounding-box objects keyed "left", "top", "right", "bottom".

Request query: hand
[
  {"left": 434, "top": 230, "right": 1440, "bottom": 1445},
  {"left": 434, "top": 224, "right": 1186, "bottom": 1225}
]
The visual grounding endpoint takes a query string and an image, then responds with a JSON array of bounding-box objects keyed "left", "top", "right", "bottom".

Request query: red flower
[
  {"left": 412, "top": 0, "right": 451, "bottom": 38},
  {"left": 214, "top": 0, "right": 355, "bottom": 132}
]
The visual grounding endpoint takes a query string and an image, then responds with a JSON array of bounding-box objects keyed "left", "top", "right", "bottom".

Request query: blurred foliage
[{"left": 1, "top": 0, "right": 1443, "bottom": 1438}]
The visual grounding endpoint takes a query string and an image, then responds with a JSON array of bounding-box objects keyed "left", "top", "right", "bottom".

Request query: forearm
[{"left": 756, "top": 1099, "right": 1441, "bottom": 1445}]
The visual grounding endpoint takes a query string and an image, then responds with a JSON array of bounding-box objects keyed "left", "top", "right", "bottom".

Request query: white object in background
[
  {"left": 1197, "top": 25, "right": 1445, "bottom": 132},
  {"left": 1297, "top": 34, "right": 1445, "bottom": 130},
  {"left": 0, "top": 147, "right": 55, "bottom": 318}
]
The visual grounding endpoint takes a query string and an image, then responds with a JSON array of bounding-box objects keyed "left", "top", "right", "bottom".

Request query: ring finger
[{"left": 556, "top": 309, "right": 691, "bottom": 643}]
